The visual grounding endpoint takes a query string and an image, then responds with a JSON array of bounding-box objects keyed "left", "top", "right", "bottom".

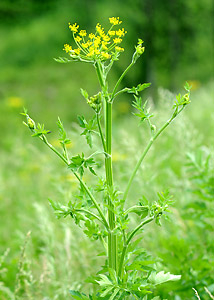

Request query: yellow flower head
[
  {"left": 116, "top": 28, "right": 126, "bottom": 37},
  {"left": 63, "top": 44, "right": 72, "bottom": 53},
  {"left": 96, "top": 23, "right": 105, "bottom": 36},
  {"left": 75, "top": 36, "right": 82, "bottom": 43},
  {"left": 113, "top": 37, "right": 122, "bottom": 44},
  {"left": 82, "top": 42, "right": 89, "bottom": 48},
  {"left": 108, "top": 30, "right": 115, "bottom": 36},
  {"left": 69, "top": 23, "right": 79, "bottom": 33},
  {"left": 94, "top": 36, "right": 101, "bottom": 47},
  {"left": 79, "top": 30, "right": 87, "bottom": 37},
  {"left": 101, "top": 41, "right": 108, "bottom": 50},
  {"left": 109, "top": 17, "right": 122, "bottom": 25},
  {"left": 115, "top": 46, "right": 124, "bottom": 52},
  {"left": 74, "top": 48, "right": 81, "bottom": 55},
  {"left": 89, "top": 33, "right": 95, "bottom": 39},
  {"left": 102, "top": 35, "right": 110, "bottom": 42},
  {"left": 64, "top": 17, "right": 127, "bottom": 62},
  {"left": 101, "top": 52, "right": 111, "bottom": 60}
]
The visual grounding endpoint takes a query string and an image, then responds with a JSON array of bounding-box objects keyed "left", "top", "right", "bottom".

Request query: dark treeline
[{"left": 0, "top": 0, "right": 213, "bottom": 89}]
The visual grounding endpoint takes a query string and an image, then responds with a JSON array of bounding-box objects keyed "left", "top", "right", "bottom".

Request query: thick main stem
[
  {"left": 95, "top": 61, "right": 118, "bottom": 271},
  {"left": 105, "top": 100, "right": 117, "bottom": 271}
]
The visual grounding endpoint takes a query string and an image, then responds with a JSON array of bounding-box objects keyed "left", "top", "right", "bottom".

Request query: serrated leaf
[
  {"left": 96, "top": 274, "right": 113, "bottom": 287},
  {"left": 109, "top": 288, "right": 120, "bottom": 300},
  {"left": 184, "top": 81, "right": 192, "bottom": 92},
  {"left": 81, "top": 88, "right": 89, "bottom": 100},
  {"left": 77, "top": 115, "right": 86, "bottom": 128},
  {"left": 148, "top": 271, "right": 181, "bottom": 285}
]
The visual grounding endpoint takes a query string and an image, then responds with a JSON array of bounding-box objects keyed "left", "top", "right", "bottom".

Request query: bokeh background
[{"left": 0, "top": 0, "right": 214, "bottom": 299}]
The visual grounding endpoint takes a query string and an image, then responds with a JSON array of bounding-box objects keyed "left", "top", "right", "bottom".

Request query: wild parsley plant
[{"left": 22, "top": 17, "right": 191, "bottom": 300}]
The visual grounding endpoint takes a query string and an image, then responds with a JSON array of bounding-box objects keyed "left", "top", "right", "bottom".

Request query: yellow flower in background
[
  {"left": 7, "top": 96, "right": 24, "bottom": 108},
  {"left": 51, "top": 139, "right": 73, "bottom": 149},
  {"left": 63, "top": 17, "right": 127, "bottom": 62},
  {"left": 186, "top": 80, "right": 201, "bottom": 91},
  {"left": 112, "top": 152, "right": 127, "bottom": 162}
]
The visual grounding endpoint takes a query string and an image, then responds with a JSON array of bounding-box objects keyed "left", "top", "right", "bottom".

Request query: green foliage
[
  {"left": 77, "top": 115, "right": 98, "bottom": 148},
  {"left": 69, "top": 153, "right": 97, "bottom": 177}
]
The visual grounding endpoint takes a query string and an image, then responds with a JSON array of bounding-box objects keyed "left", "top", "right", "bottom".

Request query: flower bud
[{"left": 27, "top": 117, "right": 35, "bottom": 130}]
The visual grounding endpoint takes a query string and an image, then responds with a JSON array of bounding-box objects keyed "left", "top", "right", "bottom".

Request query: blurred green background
[{"left": 0, "top": 0, "right": 214, "bottom": 299}]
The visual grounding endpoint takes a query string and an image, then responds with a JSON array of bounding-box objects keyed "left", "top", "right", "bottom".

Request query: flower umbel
[{"left": 63, "top": 17, "right": 127, "bottom": 63}]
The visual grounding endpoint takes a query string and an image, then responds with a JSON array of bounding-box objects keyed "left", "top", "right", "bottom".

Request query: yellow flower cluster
[{"left": 63, "top": 17, "right": 126, "bottom": 62}]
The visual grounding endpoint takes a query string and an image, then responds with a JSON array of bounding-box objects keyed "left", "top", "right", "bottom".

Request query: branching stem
[
  {"left": 123, "top": 107, "right": 184, "bottom": 202},
  {"left": 40, "top": 135, "right": 109, "bottom": 231}
]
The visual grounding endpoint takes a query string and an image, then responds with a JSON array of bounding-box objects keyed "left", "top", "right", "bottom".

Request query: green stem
[
  {"left": 96, "top": 112, "right": 107, "bottom": 153},
  {"left": 95, "top": 61, "right": 105, "bottom": 88},
  {"left": 95, "top": 60, "right": 117, "bottom": 271},
  {"left": 73, "top": 172, "right": 109, "bottom": 230},
  {"left": 41, "top": 135, "right": 69, "bottom": 165},
  {"left": 123, "top": 108, "right": 184, "bottom": 202},
  {"left": 105, "top": 100, "right": 117, "bottom": 271},
  {"left": 111, "top": 61, "right": 135, "bottom": 100},
  {"left": 75, "top": 208, "right": 103, "bottom": 225},
  {"left": 118, "top": 217, "right": 154, "bottom": 278}
]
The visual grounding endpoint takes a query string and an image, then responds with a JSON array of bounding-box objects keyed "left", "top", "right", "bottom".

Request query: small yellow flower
[
  {"left": 96, "top": 25, "right": 105, "bottom": 36},
  {"left": 115, "top": 46, "right": 124, "bottom": 52},
  {"left": 89, "top": 33, "right": 95, "bottom": 39},
  {"left": 94, "top": 36, "right": 101, "bottom": 47},
  {"left": 113, "top": 37, "right": 122, "bottom": 44},
  {"left": 116, "top": 28, "right": 126, "bottom": 37},
  {"left": 63, "top": 44, "right": 72, "bottom": 53},
  {"left": 79, "top": 30, "right": 87, "bottom": 37},
  {"left": 108, "top": 30, "right": 115, "bottom": 36},
  {"left": 82, "top": 42, "right": 89, "bottom": 48},
  {"left": 69, "top": 23, "right": 79, "bottom": 33},
  {"left": 101, "top": 41, "right": 108, "bottom": 50},
  {"left": 101, "top": 52, "right": 111, "bottom": 59},
  {"left": 102, "top": 35, "right": 110, "bottom": 42},
  {"left": 109, "top": 17, "right": 122, "bottom": 25},
  {"left": 74, "top": 48, "right": 81, "bottom": 55},
  {"left": 75, "top": 36, "right": 82, "bottom": 43}
]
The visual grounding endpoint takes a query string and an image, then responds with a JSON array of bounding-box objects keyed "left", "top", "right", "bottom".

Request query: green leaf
[
  {"left": 96, "top": 274, "right": 113, "bottom": 287},
  {"left": 125, "top": 205, "right": 149, "bottom": 219},
  {"left": 31, "top": 123, "right": 51, "bottom": 137},
  {"left": 132, "top": 96, "right": 153, "bottom": 124},
  {"left": 77, "top": 115, "right": 87, "bottom": 128},
  {"left": 77, "top": 115, "right": 97, "bottom": 148},
  {"left": 80, "top": 88, "right": 89, "bottom": 100},
  {"left": 127, "top": 83, "right": 151, "bottom": 95},
  {"left": 184, "top": 81, "right": 192, "bottom": 92},
  {"left": 148, "top": 271, "right": 181, "bottom": 285}
]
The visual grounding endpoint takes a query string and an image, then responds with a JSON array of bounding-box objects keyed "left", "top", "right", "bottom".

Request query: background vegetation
[{"left": 0, "top": 0, "right": 213, "bottom": 299}]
